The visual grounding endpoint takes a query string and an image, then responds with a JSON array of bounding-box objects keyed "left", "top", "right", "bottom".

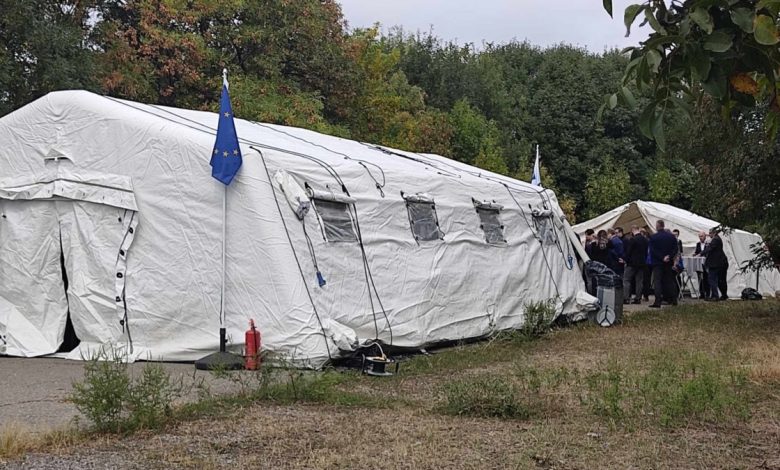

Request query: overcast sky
[{"left": 338, "top": 0, "right": 648, "bottom": 52}]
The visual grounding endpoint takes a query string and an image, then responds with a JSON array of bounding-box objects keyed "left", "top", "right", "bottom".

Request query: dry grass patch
[
  {"left": 0, "top": 423, "right": 81, "bottom": 462},
  {"left": 742, "top": 338, "right": 780, "bottom": 385},
  {"left": 13, "top": 404, "right": 780, "bottom": 470}
]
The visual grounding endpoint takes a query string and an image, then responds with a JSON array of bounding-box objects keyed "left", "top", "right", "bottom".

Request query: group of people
[
  {"left": 694, "top": 229, "right": 730, "bottom": 301},
  {"left": 584, "top": 220, "right": 729, "bottom": 308}
]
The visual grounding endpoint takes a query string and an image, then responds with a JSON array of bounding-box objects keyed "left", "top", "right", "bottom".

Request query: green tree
[
  {"left": 344, "top": 28, "right": 452, "bottom": 153},
  {"left": 0, "top": 0, "right": 99, "bottom": 116},
  {"left": 648, "top": 167, "right": 679, "bottom": 203},
  {"left": 473, "top": 136, "right": 509, "bottom": 175},
  {"left": 584, "top": 157, "right": 632, "bottom": 218},
  {"left": 94, "top": 0, "right": 359, "bottom": 121},
  {"left": 448, "top": 99, "right": 503, "bottom": 164},
  {"left": 602, "top": 0, "right": 780, "bottom": 144},
  {"left": 604, "top": 0, "right": 780, "bottom": 262},
  {"left": 666, "top": 101, "right": 780, "bottom": 259},
  {"left": 94, "top": 0, "right": 210, "bottom": 106}
]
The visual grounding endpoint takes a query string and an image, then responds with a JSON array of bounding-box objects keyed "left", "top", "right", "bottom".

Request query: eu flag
[{"left": 210, "top": 80, "right": 242, "bottom": 185}]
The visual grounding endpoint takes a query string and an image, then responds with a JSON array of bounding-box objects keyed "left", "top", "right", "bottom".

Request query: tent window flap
[
  {"left": 532, "top": 210, "right": 558, "bottom": 246},
  {"left": 403, "top": 193, "right": 443, "bottom": 242},
  {"left": 312, "top": 199, "right": 357, "bottom": 243},
  {"left": 476, "top": 207, "right": 506, "bottom": 245}
]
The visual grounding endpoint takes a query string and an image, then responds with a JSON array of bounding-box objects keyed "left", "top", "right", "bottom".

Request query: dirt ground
[
  {"left": 0, "top": 300, "right": 664, "bottom": 432},
  {"left": 3, "top": 299, "right": 779, "bottom": 469}
]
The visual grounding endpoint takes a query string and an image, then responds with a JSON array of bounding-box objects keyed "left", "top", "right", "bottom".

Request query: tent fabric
[
  {"left": 0, "top": 166, "right": 138, "bottom": 358},
  {"left": 573, "top": 200, "right": 780, "bottom": 299},
  {"left": 0, "top": 90, "right": 592, "bottom": 367}
]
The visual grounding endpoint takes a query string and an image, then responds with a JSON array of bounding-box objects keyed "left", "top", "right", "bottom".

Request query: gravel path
[{"left": 0, "top": 357, "right": 244, "bottom": 432}]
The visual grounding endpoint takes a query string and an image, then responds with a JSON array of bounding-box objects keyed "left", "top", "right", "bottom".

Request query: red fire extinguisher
[{"left": 245, "top": 319, "right": 261, "bottom": 370}]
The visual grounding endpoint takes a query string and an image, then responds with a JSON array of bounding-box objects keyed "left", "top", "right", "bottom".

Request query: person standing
[
  {"left": 694, "top": 231, "right": 710, "bottom": 299},
  {"left": 608, "top": 227, "right": 625, "bottom": 275},
  {"left": 583, "top": 229, "right": 596, "bottom": 294},
  {"left": 704, "top": 228, "right": 729, "bottom": 300},
  {"left": 589, "top": 230, "right": 613, "bottom": 267},
  {"left": 623, "top": 225, "right": 647, "bottom": 304},
  {"left": 640, "top": 226, "right": 652, "bottom": 300},
  {"left": 672, "top": 229, "right": 684, "bottom": 257},
  {"left": 648, "top": 220, "right": 678, "bottom": 308},
  {"left": 671, "top": 229, "right": 684, "bottom": 298},
  {"left": 584, "top": 229, "right": 595, "bottom": 254}
]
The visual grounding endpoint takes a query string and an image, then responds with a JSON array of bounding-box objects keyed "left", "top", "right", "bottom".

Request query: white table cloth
[{"left": 683, "top": 256, "right": 705, "bottom": 278}]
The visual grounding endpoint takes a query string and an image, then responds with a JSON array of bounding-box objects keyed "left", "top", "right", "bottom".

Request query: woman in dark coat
[
  {"left": 704, "top": 229, "right": 729, "bottom": 300},
  {"left": 589, "top": 230, "right": 613, "bottom": 268}
]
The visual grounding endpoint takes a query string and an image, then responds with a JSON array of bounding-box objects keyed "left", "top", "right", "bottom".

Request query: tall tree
[
  {"left": 343, "top": 28, "right": 452, "bottom": 153},
  {"left": 0, "top": 0, "right": 98, "bottom": 116},
  {"left": 448, "top": 98, "right": 503, "bottom": 165},
  {"left": 666, "top": 102, "right": 780, "bottom": 259},
  {"left": 584, "top": 157, "right": 632, "bottom": 219}
]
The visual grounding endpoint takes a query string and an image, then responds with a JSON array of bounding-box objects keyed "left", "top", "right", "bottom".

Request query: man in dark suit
[
  {"left": 648, "top": 220, "right": 678, "bottom": 308},
  {"left": 694, "top": 231, "right": 710, "bottom": 299},
  {"left": 622, "top": 225, "right": 648, "bottom": 304},
  {"left": 704, "top": 228, "right": 729, "bottom": 300}
]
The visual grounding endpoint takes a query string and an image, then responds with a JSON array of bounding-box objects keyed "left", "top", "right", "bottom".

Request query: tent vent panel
[
  {"left": 311, "top": 199, "right": 358, "bottom": 243},
  {"left": 475, "top": 206, "right": 506, "bottom": 245},
  {"left": 533, "top": 213, "right": 558, "bottom": 246},
  {"left": 403, "top": 192, "right": 444, "bottom": 242}
]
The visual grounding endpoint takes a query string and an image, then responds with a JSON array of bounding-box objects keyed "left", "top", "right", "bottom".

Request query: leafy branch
[{"left": 601, "top": 0, "right": 780, "bottom": 149}]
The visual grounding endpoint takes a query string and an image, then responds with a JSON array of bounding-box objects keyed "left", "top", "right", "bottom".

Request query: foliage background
[{"left": 1, "top": 0, "right": 772, "bottom": 251}]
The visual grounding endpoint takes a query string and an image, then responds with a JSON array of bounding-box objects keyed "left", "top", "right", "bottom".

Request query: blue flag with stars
[{"left": 210, "top": 78, "right": 242, "bottom": 185}]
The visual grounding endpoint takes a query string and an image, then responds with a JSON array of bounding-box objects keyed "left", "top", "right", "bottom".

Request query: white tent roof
[
  {"left": 0, "top": 91, "right": 590, "bottom": 367},
  {"left": 574, "top": 200, "right": 780, "bottom": 298}
]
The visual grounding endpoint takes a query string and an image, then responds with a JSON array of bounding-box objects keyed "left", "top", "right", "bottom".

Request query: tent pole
[{"left": 219, "top": 183, "right": 227, "bottom": 352}]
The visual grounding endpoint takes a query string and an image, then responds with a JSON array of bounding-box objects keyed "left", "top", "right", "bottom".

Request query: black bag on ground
[
  {"left": 585, "top": 260, "right": 621, "bottom": 288},
  {"left": 741, "top": 288, "right": 763, "bottom": 300}
]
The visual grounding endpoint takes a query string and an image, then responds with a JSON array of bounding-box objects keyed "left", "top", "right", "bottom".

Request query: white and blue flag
[
  {"left": 210, "top": 70, "right": 242, "bottom": 185},
  {"left": 531, "top": 145, "right": 542, "bottom": 187}
]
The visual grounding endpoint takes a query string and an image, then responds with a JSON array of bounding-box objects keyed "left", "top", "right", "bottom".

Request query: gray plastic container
[{"left": 593, "top": 285, "right": 623, "bottom": 327}]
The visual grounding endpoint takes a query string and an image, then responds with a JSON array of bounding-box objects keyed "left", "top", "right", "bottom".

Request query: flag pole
[
  {"left": 195, "top": 68, "right": 243, "bottom": 370},
  {"left": 219, "top": 68, "right": 228, "bottom": 353},
  {"left": 219, "top": 182, "right": 227, "bottom": 352}
]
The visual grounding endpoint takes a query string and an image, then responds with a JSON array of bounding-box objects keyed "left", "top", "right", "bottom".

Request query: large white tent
[
  {"left": 0, "top": 91, "right": 590, "bottom": 367},
  {"left": 573, "top": 200, "right": 780, "bottom": 299}
]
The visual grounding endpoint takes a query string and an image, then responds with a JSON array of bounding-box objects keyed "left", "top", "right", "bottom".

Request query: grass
[
  {"left": 0, "top": 424, "right": 82, "bottom": 461},
  {"left": 5, "top": 299, "right": 780, "bottom": 468},
  {"left": 439, "top": 375, "right": 529, "bottom": 419},
  {"left": 583, "top": 351, "right": 751, "bottom": 427}
]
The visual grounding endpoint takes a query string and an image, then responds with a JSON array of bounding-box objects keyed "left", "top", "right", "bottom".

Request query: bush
[
  {"left": 126, "top": 364, "right": 178, "bottom": 429},
  {"left": 440, "top": 376, "right": 528, "bottom": 419},
  {"left": 70, "top": 350, "right": 132, "bottom": 432},
  {"left": 520, "top": 299, "right": 557, "bottom": 339},
  {"left": 70, "top": 350, "right": 181, "bottom": 433}
]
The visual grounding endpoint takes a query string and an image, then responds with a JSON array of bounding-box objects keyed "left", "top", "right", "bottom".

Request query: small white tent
[
  {"left": 573, "top": 200, "right": 780, "bottom": 298},
  {"left": 0, "top": 91, "right": 590, "bottom": 367}
]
